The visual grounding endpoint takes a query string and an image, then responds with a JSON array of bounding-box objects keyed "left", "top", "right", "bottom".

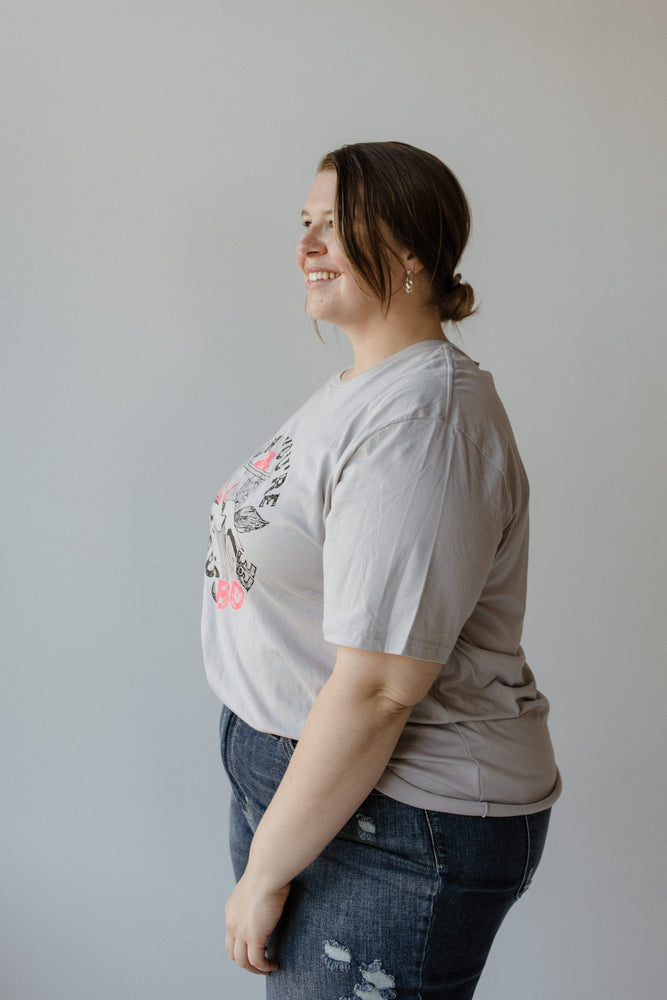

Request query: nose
[{"left": 297, "top": 223, "right": 326, "bottom": 257}]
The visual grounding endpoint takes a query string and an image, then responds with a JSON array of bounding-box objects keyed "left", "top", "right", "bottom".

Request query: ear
[{"left": 404, "top": 251, "right": 425, "bottom": 276}]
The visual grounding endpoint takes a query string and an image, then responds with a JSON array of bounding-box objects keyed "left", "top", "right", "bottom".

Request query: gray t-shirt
[{"left": 202, "top": 340, "right": 561, "bottom": 816}]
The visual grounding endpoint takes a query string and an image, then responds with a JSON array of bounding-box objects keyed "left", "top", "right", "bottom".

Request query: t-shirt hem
[
  {"left": 323, "top": 627, "right": 451, "bottom": 663},
  {"left": 374, "top": 768, "right": 562, "bottom": 817}
]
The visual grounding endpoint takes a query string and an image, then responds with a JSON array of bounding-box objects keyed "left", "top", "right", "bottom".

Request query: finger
[
  {"left": 247, "top": 940, "right": 278, "bottom": 974},
  {"left": 225, "top": 931, "right": 234, "bottom": 962},
  {"left": 233, "top": 938, "right": 268, "bottom": 975}
]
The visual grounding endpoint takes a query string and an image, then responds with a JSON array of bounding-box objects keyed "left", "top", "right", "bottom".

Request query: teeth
[{"left": 308, "top": 271, "right": 339, "bottom": 281}]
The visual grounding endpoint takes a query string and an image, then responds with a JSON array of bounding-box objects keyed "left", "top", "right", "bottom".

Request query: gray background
[{"left": 2, "top": 1, "right": 665, "bottom": 998}]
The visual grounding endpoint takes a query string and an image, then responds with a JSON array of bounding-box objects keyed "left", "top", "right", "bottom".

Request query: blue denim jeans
[{"left": 219, "top": 705, "right": 551, "bottom": 1000}]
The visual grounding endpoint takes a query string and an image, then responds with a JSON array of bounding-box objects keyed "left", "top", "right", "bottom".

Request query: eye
[{"left": 301, "top": 219, "right": 311, "bottom": 228}]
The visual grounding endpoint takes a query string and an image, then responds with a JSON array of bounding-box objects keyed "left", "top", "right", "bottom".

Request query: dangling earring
[{"left": 405, "top": 269, "right": 414, "bottom": 295}]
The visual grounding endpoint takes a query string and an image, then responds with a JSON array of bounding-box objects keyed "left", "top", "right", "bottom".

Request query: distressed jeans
[{"left": 219, "top": 705, "right": 551, "bottom": 1000}]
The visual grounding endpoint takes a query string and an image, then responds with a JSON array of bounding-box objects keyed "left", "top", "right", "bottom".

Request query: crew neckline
[{"left": 328, "top": 339, "right": 448, "bottom": 389}]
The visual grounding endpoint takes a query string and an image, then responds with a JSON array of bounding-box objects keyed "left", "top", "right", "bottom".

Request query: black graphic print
[{"left": 205, "top": 434, "right": 292, "bottom": 610}]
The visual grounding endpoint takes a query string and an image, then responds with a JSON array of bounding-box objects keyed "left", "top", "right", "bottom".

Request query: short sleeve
[{"left": 322, "top": 418, "right": 506, "bottom": 662}]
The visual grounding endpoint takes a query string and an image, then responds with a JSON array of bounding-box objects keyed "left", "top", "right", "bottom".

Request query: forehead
[{"left": 302, "top": 170, "right": 337, "bottom": 214}]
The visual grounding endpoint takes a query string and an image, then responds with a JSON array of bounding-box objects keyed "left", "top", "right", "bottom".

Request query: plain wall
[{"left": 1, "top": 2, "right": 665, "bottom": 997}]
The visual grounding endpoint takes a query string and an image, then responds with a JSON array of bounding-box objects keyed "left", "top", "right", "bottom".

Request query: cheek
[{"left": 329, "top": 243, "right": 347, "bottom": 270}]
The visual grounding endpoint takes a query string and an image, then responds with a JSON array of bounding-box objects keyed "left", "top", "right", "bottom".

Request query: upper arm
[
  {"left": 323, "top": 420, "right": 504, "bottom": 664},
  {"left": 331, "top": 644, "right": 443, "bottom": 712}
]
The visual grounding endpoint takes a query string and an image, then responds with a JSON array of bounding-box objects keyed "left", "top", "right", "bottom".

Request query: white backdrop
[{"left": 2, "top": 2, "right": 665, "bottom": 998}]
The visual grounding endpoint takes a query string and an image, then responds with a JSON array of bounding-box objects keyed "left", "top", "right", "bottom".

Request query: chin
[{"left": 305, "top": 301, "right": 335, "bottom": 324}]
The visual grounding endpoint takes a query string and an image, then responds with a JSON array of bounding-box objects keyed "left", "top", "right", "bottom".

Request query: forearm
[
  {"left": 225, "top": 647, "right": 441, "bottom": 973},
  {"left": 243, "top": 667, "right": 410, "bottom": 891}
]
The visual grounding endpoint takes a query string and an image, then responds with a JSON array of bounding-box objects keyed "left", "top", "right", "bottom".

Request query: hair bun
[{"left": 439, "top": 277, "right": 475, "bottom": 323}]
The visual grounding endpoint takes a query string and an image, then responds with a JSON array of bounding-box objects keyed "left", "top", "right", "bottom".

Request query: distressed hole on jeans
[
  {"left": 352, "top": 983, "right": 397, "bottom": 1000},
  {"left": 355, "top": 814, "right": 376, "bottom": 842},
  {"left": 322, "top": 939, "right": 352, "bottom": 970},
  {"left": 358, "top": 959, "right": 396, "bottom": 997}
]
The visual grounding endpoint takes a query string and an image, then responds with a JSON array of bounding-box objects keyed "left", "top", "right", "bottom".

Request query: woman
[{"left": 202, "top": 141, "right": 561, "bottom": 999}]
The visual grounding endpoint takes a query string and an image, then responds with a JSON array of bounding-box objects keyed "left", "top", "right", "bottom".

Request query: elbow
[
  {"left": 330, "top": 646, "right": 438, "bottom": 723},
  {"left": 366, "top": 688, "right": 414, "bottom": 723}
]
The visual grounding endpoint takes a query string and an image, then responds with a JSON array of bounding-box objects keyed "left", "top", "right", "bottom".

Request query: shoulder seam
[
  {"left": 343, "top": 414, "right": 450, "bottom": 461},
  {"left": 453, "top": 425, "right": 511, "bottom": 516},
  {"left": 441, "top": 341, "right": 454, "bottom": 424},
  {"left": 345, "top": 417, "right": 509, "bottom": 486},
  {"left": 452, "top": 426, "right": 508, "bottom": 482}
]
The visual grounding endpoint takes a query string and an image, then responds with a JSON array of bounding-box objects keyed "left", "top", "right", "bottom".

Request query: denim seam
[
  {"left": 219, "top": 705, "right": 232, "bottom": 762},
  {"left": 227, "top": 714, "right": 240, "bottom": 785},
  {"left": 220, "top": 710, "right": 252, "bottom": 821},
  {"left": 416, "top": 900, "right": 434, "bottom": 1000},
  {"left": 280, "top": 736, "right": 296, "bottom": 762},
  {"left": 227, "top": 715, "right": 252, "bottom": 816},
  {"left": 515, "top": 813, "right": 532, "bottom": 899},
  {"left": 423, "top": 810, "right": 444, "bottom": 872},
  {"left": 416, "top": 856, "right": 440, "bottom": 1000}
]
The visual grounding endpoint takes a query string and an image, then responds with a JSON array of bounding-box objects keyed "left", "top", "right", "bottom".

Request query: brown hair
[{"left": 318, "top": 141, "right": 475, "bottom": 323}]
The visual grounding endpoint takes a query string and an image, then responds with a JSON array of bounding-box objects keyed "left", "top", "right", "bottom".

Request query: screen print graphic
[{"left": 205, "top": 434, "right": 292, "bottom": 611}]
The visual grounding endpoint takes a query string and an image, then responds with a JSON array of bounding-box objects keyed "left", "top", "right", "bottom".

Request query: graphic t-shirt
[{"left": 201, "top": 340, "right": 561, "bottom": 816}]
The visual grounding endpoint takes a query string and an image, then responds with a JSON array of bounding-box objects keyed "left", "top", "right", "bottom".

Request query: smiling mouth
[{"left": 306, "top": 271, "right": 341, "bottom": 284}]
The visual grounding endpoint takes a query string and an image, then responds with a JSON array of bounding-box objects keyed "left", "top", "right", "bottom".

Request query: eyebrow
[{"left": 301, "top": 208, "right": 334, "bottom": 217}]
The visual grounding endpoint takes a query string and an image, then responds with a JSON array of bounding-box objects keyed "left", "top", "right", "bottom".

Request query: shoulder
[
  {"left": 444, "top": 343, "right": 526, "bottom": 478},
  {"left": 334, "top": 341, "right": 454, "bottom": 436},
  {"left": 348, "top": 341, "right": 516, "bottom": 450}
]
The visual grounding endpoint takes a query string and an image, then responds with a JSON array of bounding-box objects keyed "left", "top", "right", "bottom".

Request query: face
[{"left": 296, "top": 171, "right": 385, "bottom": 333}]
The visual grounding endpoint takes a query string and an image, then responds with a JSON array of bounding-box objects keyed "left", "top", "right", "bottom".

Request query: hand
[{"left": 224, "top": 871, "right": 291, "bottom": 975}]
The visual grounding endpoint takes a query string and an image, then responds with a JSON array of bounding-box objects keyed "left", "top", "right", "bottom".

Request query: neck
[{"left": 341, "top": 310, "right": 446, "bottom": 380}]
